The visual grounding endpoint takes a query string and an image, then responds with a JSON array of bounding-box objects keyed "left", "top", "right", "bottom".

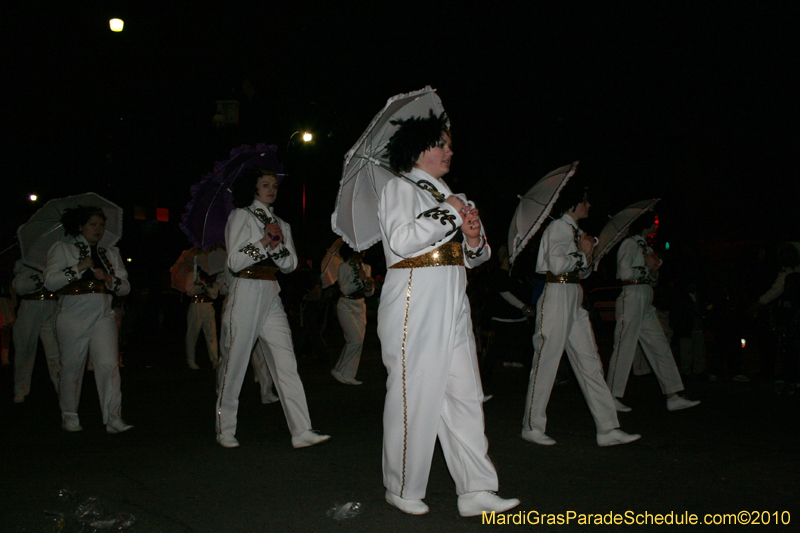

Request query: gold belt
[
  {"left": 546, "top": 271, "right": 580, "bottom": 284},
  {"left": 56, "top": 280, "right": 109, "bottom": 296},
  {"left": 190, "top": 295, "right": 213, "bottom": 303},
  {"left": 389, "top": 241, "right": 464, "bottom": 269},
  {"left": 232, "top": 265, "right": 279, "bottom": 280},
  {"left": 21, "top": 290, "right": 58, "bottom": 301},
  {"left": 621, "top": 279, "right": 650, "bottom": 286}
]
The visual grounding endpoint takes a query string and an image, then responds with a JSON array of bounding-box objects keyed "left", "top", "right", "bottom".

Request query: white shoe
[
  {"left": 106, "top": 419, "right": 134, "bottom": 434},
  {"left": 385, "top": 490, "right": 429, "bottom": 515},
  {"left": 291, "top": 430, "right": 331, "bottom": 449},
  {"left": 62, "top": 415, "right": 82, "bottom": 432},
  {"left": 331, "top": 369, "right": 349, "bottom": 385},
  {"left": 521, "top": 428, "right": 556, "bottom": 445},
  {"left": 188, "top": 362, "right": 200, "bottom": 370},
  {"left": 261, "top": 391, "right": 280, "bottom": 404},
  {"left": 667, "top": 395, "right": 701, "bottom": 411},
  {"left": 347, "top": 377, "right": 363, "bottom": 385},
  {"left": 217, "top": 433, "right": 239, "bottom": 448},
  {"left": 597, "top": 429, "right": 641, "bottom": 447},
  {"left": 614, "top": 398, "right": 632, "bottom": 412},
  {"left": 482, "top": 394, "right": 494, "bottom": 403},
  {"left": 458, "top": 491, "right": 521, "bottom": 517}
]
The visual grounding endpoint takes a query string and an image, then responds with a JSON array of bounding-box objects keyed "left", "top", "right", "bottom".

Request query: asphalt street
[{"left": 3, "top": 317, "right": 799, "bottom": 532}]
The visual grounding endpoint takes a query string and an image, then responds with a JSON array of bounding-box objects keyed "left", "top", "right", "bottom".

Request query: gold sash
[
  {"left": 545, "top": 271, "right": 580, "bottom": 284},
  {"left": 56, "top": 279, "right": 109, "bottom": 296},
  {"left": 232, "top": 265, "right": 279, "bottom": 280},
  {"left": 389, "top": 241, "right": 464, "bottom": 269}
]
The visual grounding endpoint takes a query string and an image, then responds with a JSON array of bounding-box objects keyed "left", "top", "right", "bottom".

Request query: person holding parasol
[
  {"left": 521, "top": 184, "right": 640, "bottom": 447},
  {"left": 215, "top": 168, "right": 330, "bottom": 449},
  {"left": 44, "top": 205, "right": 132, "bottom": 433},
  {"left": 377, "top": 111, "right": 519, "bottom": 517},
  {"left": 606, "top": 212, "right": 700, "bottom": 412}
]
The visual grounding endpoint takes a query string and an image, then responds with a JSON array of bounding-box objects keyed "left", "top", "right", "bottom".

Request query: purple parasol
[{"left": 180, "top": 143, "right": 284, "bottom": 249}]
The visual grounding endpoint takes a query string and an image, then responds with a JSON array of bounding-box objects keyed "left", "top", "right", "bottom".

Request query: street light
[
  {"left": 302, "top": 132, "right": 312, "bottom": 142},
  {"left": 109, "top": 18, "right": 124, "bottom": 32},
  {"left": 29, "top": 194, "right": 38, "bottom": 202}
]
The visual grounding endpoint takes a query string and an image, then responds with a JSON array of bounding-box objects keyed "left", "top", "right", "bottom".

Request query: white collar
[{"left": 251, "top": 199, "right": 274, "bottom": 213}]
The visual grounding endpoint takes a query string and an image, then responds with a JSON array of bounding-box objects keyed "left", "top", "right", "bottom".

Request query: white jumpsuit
[
  {"left": 12, "top": 261, "right": 60, "bottom": 399},
  {"left": 606, "top": 235, "right": 684, "bottom": 398},
  {"left": 378, "top": 167, "right": 497, "bottom": 500},
  {"left": 522, "top": 214, "right": 619, "bottom": 434},
  {"left": 44, "top": 236, "right": 130, "bottom": 425},
  {"left": 216, "top": 200, "right": 313, "bottom": 439},
  {"left": 185, "top": 279, "right": 220, "bottom": 367},
  {"left": 333, "top": 260, "right": 374, "bottom": 382}
]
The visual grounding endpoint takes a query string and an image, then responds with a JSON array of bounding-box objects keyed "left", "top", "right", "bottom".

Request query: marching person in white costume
[
  {"left": 521, "top": 187, "right": 640, "bottom": 447},
  {"left": 331, "top": 245, "right": 374, "bottom": 385},
  {"left": 185, "top": 274, "right": 220, "bottom": 370},
  {"left": 606, "top": 213, "right": 700, "bottom": 412},
  {"left": 378, "top": 112, "right": 519, "bottom": 517},
  {"left": 44, "top": 206, "right": 132, "bottom": 433},
  {"left": 215, "top": 168, "right": 329, "bottom": 449},
  {"left": 12, "top": 260, "right": 60, "bottom": 403}
]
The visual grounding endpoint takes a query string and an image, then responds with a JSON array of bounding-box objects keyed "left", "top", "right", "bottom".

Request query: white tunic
[
  {"left": 377, "top": 168, "right": 497, "bottom": 500},
  {"left": 44, "top": 235, "right": 130, "bottom": 424},
  {"left": 606, "top": 235, "right": 684, "bottom": 398},
  {"left": 216, "top": 200, "right": 313, "bottom": 438},
  {"left": 522, "top": 214, "right": 619, "bottom": 434}
]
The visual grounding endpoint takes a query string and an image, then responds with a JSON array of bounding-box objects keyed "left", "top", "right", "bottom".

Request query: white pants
[
  {"left": 378, "top": 266, "right": 498, "bottom": 500},
  {"left": 13, "top": 299, "right": 60, "bottom": 398},
  {"left": 333, "top": 297, "right": 367, "bottom": 380},
  {"left": 57, "top": 294, "right": 123, "bottom": 425},
  {"left": 186, "top": 302, "right": 219, "bottom": 365},
  {"left": 216, "top": 278, "right": 311, "bottom": 438},
  {"left": 250, "top": 341, "right": 275, "bottom": 402},
  {"left": 522, "top": 282, "right": 619, "bottom": 434},
  {"left": 607, "top": 285, "right": 684, "bottom": 398}
]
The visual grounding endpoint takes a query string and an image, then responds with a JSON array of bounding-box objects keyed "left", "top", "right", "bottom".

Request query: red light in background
[{"left": 156, "top": 208, "right": 169, "bottom": 222}]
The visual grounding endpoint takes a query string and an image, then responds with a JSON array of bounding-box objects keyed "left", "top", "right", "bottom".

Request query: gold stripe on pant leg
[
  {"left": 526, "top": 282, "right": 548, "bottom": 430},
  {"left": 399, "top": 269, "right": 413, "bottom": 498}
]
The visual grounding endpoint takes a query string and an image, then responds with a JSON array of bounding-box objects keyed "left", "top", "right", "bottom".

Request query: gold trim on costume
[
  {"left": 190, "top": 294, "right": 213, "bottom": 304},
  {"left": 526, "top": 283, "right": 547, "bottom": 430},
  {"left": 232, "top": 265, "right": 279, "bottom": 280},
  {"left": 21, "top": 290, "right": 57, "bottom": 301},
  {"left": 545, "top": 271, "right": 580, "bottom": 284},
  {"left": 608, "top": 286, "right": 627, "bottom": 393},
  {"left": 56, "top": 279, "right": 109, "bottom": 296},
  {"left": 620, "top": 279, "right": 650, "bottom": 286},
  {"left": 389, "top": 241, "right": 464, "bottom": 269},
  {"left": 399, "top": 268, "right": 414, "bottom": 497}
]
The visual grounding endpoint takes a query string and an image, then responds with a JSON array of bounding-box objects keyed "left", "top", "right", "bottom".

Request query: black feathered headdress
[{"left": 386, "top": 111, "right": 450, "bottom": 172}]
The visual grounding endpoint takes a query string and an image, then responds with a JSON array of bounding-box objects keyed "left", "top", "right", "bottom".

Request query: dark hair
[
  {"left": 231, "top": 167, "right": 278, "bottom": 208},
  {"left": 61, "top": 206, "right": 106, "bottom": 236},
  {"left": 628, "top": 212, "right": 657, "bottom": 237},
  {"left": 386, "top": 111, "right": 450, "bottom": 172},
  {"left": 552, "top": 175, "right": 588, "bottom": 217}
]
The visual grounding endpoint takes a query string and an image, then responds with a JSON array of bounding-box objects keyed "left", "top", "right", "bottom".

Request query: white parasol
[
  {"left": 320, "top": 238, "right": 344, "bottom": 289},
  {"left": 17, "top": 192, "right": 123, "bottom": 271},
  {"left": 591, "top": 198, "right": 660, "bottom": 269},
  {"left": 331, "top": 86, "right": 446, "bottom": 251},
  {"left": 508, "top": 162, "right": 579, "bottom": 264}
]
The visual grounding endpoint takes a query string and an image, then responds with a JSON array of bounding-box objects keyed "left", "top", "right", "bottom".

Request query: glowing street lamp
[
  {"left": 302, "top": 132, "right": 312, "bottom": 142},
  {"left": 109, "top": 18, "right": 124, "bottom": 32},
  {"left": 29, "top": 194, "right": 38, "bottom": 202}
]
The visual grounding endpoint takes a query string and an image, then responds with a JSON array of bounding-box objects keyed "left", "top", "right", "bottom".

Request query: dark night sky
[{"left": 5, "top": 3, "right": 800, "bottom": 281}]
